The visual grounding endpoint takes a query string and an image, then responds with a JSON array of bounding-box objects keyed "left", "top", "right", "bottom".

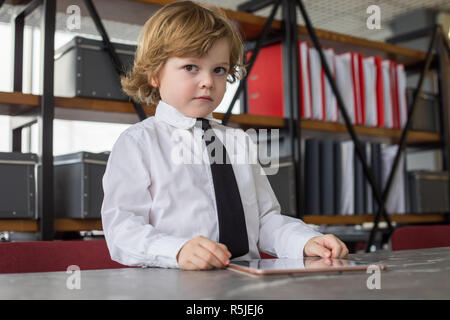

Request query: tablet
[{"left": 227, "top": 257, "right": 387, "bottom": 275}]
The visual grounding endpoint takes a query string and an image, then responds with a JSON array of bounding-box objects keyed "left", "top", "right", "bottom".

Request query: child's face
[{"left": 151, "top": 38, "right": 230, "bottom": 118}]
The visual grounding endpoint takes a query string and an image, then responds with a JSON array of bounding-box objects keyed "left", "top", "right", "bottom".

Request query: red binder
[
  {"left": 374, "top": 57, "right": 385, "bottom": 127},
  {"left": 246, "top": 44, "right": 284, "bottom": 117},
  {"left": 247, "top": 41, "right": 314, "bottom": 120},
  {"left": 389, "top": 60, "right": 401, "bottom": 129},
  {"left": 350, "top": 52, "right": 364, "bottom": 125}
]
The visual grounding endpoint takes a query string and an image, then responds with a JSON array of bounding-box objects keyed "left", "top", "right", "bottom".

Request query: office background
[{"left": 0, "top": 0, "right": 449, "bottom": 253}]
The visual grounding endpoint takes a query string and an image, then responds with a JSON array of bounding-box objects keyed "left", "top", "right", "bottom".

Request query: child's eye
[
  {"left": 184, "top": 65, "right": 198, "bottom": 72},
  {"left": 214, "top": 67, "right": 227, "bottom": 75}
]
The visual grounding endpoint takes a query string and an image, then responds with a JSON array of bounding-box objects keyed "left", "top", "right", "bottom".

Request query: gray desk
[{"left": 1, "top": 247, "right": 450, "bottom": 299}]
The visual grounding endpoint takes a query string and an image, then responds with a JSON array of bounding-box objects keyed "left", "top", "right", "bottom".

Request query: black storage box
[
  {"left": 0, "top": 152, "right": 38, "bottom": 219},
  {"left": 407, "top": 89, "right": 440, "bottom": 133},
  {"left": 54, "top": 36, "right": 136, "bottom": 101},
  {"left": 263, "top": 156, "right": 296, "bottom": 218},
  {"left": 408, "top": 171, "right": 449, "bottom": 213},
  {"left": 54, "top": 152, "right": 109, "bottom": 219}
]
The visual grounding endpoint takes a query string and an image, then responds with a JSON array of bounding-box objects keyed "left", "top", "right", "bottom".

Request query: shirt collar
[{"left": 154, "top": 100, "right": 222, "bottom": 129}]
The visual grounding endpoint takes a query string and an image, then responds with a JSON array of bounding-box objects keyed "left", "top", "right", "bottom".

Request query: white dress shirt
[{"left": 101, "top": 100, "right": 322, "bottom": 268}]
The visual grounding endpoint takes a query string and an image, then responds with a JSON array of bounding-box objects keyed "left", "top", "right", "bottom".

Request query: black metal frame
[
  {"left": 12, "top": 0, "right": 56, "bottom": 240},
  {"left": 228, "top": 0, "right": 305, "bottom": 217},
  {"left": 233, "top": 0, "right": 391, "bottom": 233},
  {"left": 83, "top": 0, "right": 147, "bottom": 121},
  {"left": 232, "top": 0, "right": 450, "bottom": 251},
  {"left": 11, "top": 0, "right": 146, "bottom": 240},
  {"left": 38, "top": 0, "right": 56, "bottom": 241},
  {"left": 436, "top": 27, "right": 450, "bottom": 211},
  {"left": 222, "top": 0, "right": 281, "bottom": 125},
  {"left": 281, "top": 0, "right": 303, "bottom": 218},
  {"left": 11, "top": 0, "right": 43, "bottom": 153},
  {"left": 295, "top": 0, "right": 395, "bottom": 248},
  {"left": 367, "top": 26, "right": 444, "bottom": 250}
]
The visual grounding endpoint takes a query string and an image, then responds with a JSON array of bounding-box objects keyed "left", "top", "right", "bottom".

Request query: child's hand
[
  {"left": 177, "top": 236, "right": 232, "bottom": 270},
  {"left": 303, "top": 234, "right": 349, "bottom": 259}
]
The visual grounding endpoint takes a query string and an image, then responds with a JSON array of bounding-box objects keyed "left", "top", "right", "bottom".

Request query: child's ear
[
  {"left": 150, "top": 78, "right": 159, "bottom": 87},
  {"left": 147, "top": 72, "right": 159, "bottom": 87}
]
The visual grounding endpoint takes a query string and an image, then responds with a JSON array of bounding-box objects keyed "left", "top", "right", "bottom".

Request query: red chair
[
  {"left": 0, "top": 240, "right": 130, "bottom": 274},
  {"left": 259, "top": 251, "right": 277, "bottom": 259},
  {"left": 390, "top": 225, "right": 450, "bottom": 251}
]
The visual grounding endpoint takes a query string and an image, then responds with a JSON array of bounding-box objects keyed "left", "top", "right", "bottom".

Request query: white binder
[{"left": 299, "top": 41, "right": 312, "bottom": 119}]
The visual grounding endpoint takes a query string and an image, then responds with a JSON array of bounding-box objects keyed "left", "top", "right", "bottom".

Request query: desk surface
[{"left": 1, "top": 247, "right": 450, "bottom": 299}]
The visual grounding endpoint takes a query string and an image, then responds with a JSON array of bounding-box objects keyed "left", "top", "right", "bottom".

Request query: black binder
[
  {"left": 370, "top": 143, "right": 382, "bottom": 214},
  {"left": 305, "top": 138, "right": 320, "bottom": 215},
  {"left": 334, "top": 141, "right": 342, "bottom": 215},
  {"left": 319, "top": 139, "right": 334, "bottom": 215},
  {"left": 354, "top": 142, "right": 366, "bottom": 215}
]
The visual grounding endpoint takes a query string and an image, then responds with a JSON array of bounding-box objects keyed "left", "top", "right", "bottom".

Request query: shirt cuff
[
  {"left": 146, "top": 235, "right": 190, "bottom": 268},
  {"left": 286, "top": 230, "right": 323, "bottom": 259}
]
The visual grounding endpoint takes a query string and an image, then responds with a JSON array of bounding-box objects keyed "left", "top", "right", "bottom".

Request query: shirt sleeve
[
  {"left": 101, "top": 132, "right": 190, "bottom": 269},
  {"left": 251, "top": 155, "right": 323, "bottom": 259}
]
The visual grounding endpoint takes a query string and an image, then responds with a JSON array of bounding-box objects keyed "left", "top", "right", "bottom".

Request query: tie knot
[{"left": 197, "top": 118, "right": 211, "bottom": 131}]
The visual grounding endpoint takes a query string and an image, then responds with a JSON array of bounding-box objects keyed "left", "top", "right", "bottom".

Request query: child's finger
[
  {"left": 335, "top": 238, "right": 349, "bottom": 258},
  {"left": 194, "top": 245, "right": 228, "bottom": 269},
  {"left": 331, "top": 245, "right": 343, "bottom": 259},
  {"left": 317, "top": 235, "right": 345, "bottom": 258},
  {"left": 182, "top": 261, "right": 200, "bottom": 271},
  {"left": 189, "top": 251, "right": 215, "bottom": 270},
  {"left": 308, "top": 241, "right": 331, "bottom": 258},
  {"left": 218, "top": 243, "right": 232, "bottom": 258},
  {"left": 328, "top": 237, "right": 349, "bottom": 259},
  {"left": 198, "top": 238, "right": 231, "bottom": 265}
]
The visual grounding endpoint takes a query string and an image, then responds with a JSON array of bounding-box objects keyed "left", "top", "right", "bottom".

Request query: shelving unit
[
  {"left": 0, "top": 91, "right": 441, "bottom": 142},
  {"left": 1, "top": 213, "right": 448, "bottom": 233},
  {"left": 1, "top": 0, "right": 449, "bottom": 246},
  {"left": 0, "top": 89, "right": 447, "bottom": 232}
]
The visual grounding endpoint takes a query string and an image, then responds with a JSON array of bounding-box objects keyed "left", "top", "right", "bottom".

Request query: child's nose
[{"left": 199, "top": 72, "right": 214, "bottom": 89}]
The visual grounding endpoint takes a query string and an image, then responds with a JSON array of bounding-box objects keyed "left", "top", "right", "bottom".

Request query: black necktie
[{"left": 197, "top": 118, "right": 249, "bottom": 258}]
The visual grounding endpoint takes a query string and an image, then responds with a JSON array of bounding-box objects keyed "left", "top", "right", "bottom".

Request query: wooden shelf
[
  {"left": 1, "top": 213, "right": 447, "bottom": 232},
  {"left": 0, "top": 219, "right": 38, "bottom": 232},
  {"left": 0, "top": 218, "right": 103, "bottom": 232},
  {"left": 302, "top": 213, "right": 448, "bottom": 225},
  {"left": 300, "top": 119, "right": 440, "bottom": 145},
  {"left": 0, "top": 91, "right": 440, "bottom": 144},
  {"left": 0, "top": 92, "right": 156, "bottom": 116},
  {"left": 54, "top": 219, "right": 103, "bottom": 232},
  {"left": 133, "top": 0, "right": 429, "bottom": 67}
]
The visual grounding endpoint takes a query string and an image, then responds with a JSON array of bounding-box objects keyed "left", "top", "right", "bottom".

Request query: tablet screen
[{"left": 228, "top": 257, "right": 387, "bottom": 275}]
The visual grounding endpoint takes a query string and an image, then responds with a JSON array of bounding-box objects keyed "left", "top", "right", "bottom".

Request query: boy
[{"left": 101, "top": 0, "right": 348, "bottom": 271}]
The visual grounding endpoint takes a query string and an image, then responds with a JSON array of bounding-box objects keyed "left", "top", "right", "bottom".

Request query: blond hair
[{"left": 121, "top": 1, "right": 247, "bottom": 106}]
